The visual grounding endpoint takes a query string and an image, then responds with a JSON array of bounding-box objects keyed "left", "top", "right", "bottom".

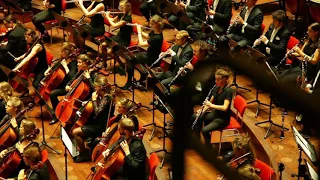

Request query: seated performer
[
  {"left": 14, "top": 143, "right": 50, "bottom": 180},
  {"left": 49, "top": 54, "right": 93, "bottom": 125},
  {"left": 279, "top": 22, "right": 320, "bottom": 85},
  {"left": 32, "top": 0, "right": 62, "bottom": 40},
  {"left": 0, "top": 82, "right": 17, "bottom": 120},
  {"left": 191, "top": 68, "right": 232, "bottom": 146},
  {"left": 139, "top": 0, "right": 159, "bottom": 24},
  {"left": 75, "top": 0, "right": 105, "bottom": 38},
  {"left": 13, "top": 29, "right": 48, "bottom": 89},
  {"left": 253, "top": 10, "right": 290, "bottom": 66},
  {"left": 168, "top": 0, "right": 206, "bottom": 30},
  {"left": 47, "top": 42, "right": 78, "bottom": 124},
  {"left": 217, "top": 134, "right": 261, "bottom": 180},
  {"left": 226, "top": 0, "right": 263, "bottom": 48},
  {"left": 102, "top": 0, "right": 133, "bottom": 52},
  {"left": 123, "top": 15, "right": 163, "bottom": 90},
  {"left": 156, "top": 30, "right": 193, "bottom": 86},
  {"left": 0, "top": 15, "right": 26, "bottom": 81},
  {"left": 72, "top": 76, "right": 114, "bottom": 163},
  {"left": 0, "top": 97, "right": 25, "bottom": 132},
  {"left": 102, "top": 118, "right": 147, "bottom": 180},
  {"left": 186, "top": 0, "right": 232, "bottom": 40}
]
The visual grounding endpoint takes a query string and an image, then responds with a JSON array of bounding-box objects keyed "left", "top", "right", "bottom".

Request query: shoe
[
  {"left": 49, "top": 117, "right": 59, "bottom": 125},
  {"left": 73, "top": 151, "right": 91, "bottom": 163},
  {"left": 121, "top": 81, "right": 132, "bottom": 90}
]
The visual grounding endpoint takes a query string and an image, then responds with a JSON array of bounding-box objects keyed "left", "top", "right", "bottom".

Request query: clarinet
[
  {"left": 168, "top": 58, "right": 193, "bottom": 87},
  {"left": 191, "top": 85, "right": 216, "bottom": 129},
  {"left": 226, "top": 6, "right": 246, "bottom": 35}
]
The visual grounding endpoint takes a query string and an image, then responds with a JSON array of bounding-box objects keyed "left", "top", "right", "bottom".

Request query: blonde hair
[
  {"left": 119, "top": 0, "right": 131, "bottom": 15},
  {"left": 117, "top": 98, "right": 134, "bottom": 111},
  {"left": 77, "top": 54, "right": 92, "bottom": 65},
  {"left": 150, "top": 15, "right": 163, "bottom": 28},
  {"left": 0, "top": 82, "right": 14, "bottom": 101},
  {"left": 7, "top": 97, "right": 24, "bottom": 112},
  {"left": 176, "top": 30, "right": 189, "bottom": 40},
  {"left": 21, "top": 119, "right": 38, "bottom": 140},
  {"left": 61, "top": 42, "right": 75, "bottom": 56},
  {"left": 94, "top": 75, "right": 109, "bottom": 87},
  {"left": 215, "top": 68, "right": 230, "bottom": 79},
  {"left": 118, "top": 118, "right": 135, "bottom": 132}
]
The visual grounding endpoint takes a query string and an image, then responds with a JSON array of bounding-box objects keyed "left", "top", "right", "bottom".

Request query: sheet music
[
  {"left": 306, "top": 161, "right": 319, "bottom": 180},
  {"left": 61, "top": 127, "right": 77, "bottom": 157},
  {"left": 292, "top": 126, "right": 317, "bottom": 162}
]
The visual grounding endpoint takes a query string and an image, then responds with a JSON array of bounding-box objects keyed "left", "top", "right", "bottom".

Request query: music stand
[
  {"left": 291, "top": 126, "right": 318, "bottom": 179},
  {"left": 31, "top": 84, "right": 60, "bottom": 154},
  {"left": 52, "top": 12, "right": 71, "bottom": 42},
  {"left": 0, "top": 65, "right": 28, "bottom": 90},
  {"left": 61, "top": 127, "right": 78, "bottom": 180},
  {"left": 305, "top": 160, "right": 319, "bottom": 180},
  {"left": 245, "top": 45, "right": 274, "bottom": 117}
]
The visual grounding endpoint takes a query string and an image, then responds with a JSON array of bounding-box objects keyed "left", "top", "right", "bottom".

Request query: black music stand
[
  {"left": 31, "top": 84, "right": 60, "bottom": 154},
  {"left": 255, "top": 61, "right": 289, "bottom": 139},
  {"left": 104, "top": 35, "right": 122, "bottom": 87},
  {"left": 52, "top": 12, "right": 70, "bottom": 42},
  {"left": 245, "top": 45, "right": 274, "bottom": 117},
  {"left": 0, "top": 65, "right": 28, "bottom": 91}
]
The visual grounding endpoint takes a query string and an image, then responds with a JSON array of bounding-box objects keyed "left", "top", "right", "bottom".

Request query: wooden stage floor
[{"left": 12, "top": 0, "right": 320, "bottom": 179}]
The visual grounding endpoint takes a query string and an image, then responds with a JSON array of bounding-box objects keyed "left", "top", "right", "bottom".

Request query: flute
[
  {"left": 149, "top": 46, "right": 175, "bottom": 68},
  {"left": 126, "top": 23, "right": 153, "bottom": 30}
]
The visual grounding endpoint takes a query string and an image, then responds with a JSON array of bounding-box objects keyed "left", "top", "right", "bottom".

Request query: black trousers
[
  {"left": 186, "top": 22, "right": 225, "bottom": 41},
  {"left": 191, "top": 111, "right": 229, "bottom": 145},
  {"left": 139, "top": 1, "right": 158, "bottom": 22},
  {"left": 127, "top": 52, "right": 152, "bottom": 83},
  {"left": 33, "top": 69, "right": 46, "bottom": 89},
  {"left": 32, "top": 10, "right": 55, "bottom": 34},
  {"left": 226, "top": 33, "right": 254, "bottom": 48},
  {"left": 168, "top": 12, "right": 194, "bottom": 30},
  {"left": 50, "top": 88, "right": 67, "bottom": 110},
  {"left": 156, "top": 71, "right": 175, "bottom": 87},
  {"left": 279, "top": 66, "right": 301, "bottom": 85}
]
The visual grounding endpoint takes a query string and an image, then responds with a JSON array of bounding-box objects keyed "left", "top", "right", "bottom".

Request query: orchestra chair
[
  {"left": 211, "top": 95, "right": 247, "bottom": 155},
  {"left": 148, "top": 153, "right": 160, "bottom": 180},
  {"left": 43, "top": 20, "right": 59, "bottom": 44},
  {"left": 284, "top": 36, "right": 299, "bottom": 67},
  {"left": 41, "top": 149, "right": 49, "bottom": 163},
  {"left": 254, "top": 159, "right": 275, "bottom": 180}
]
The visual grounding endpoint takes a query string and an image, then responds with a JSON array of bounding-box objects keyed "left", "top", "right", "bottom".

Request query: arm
[
  {"left": 65, "top": 61, "right": 78, "bottom": 80},
  {"left": 243, "top": 11, "right": 263, "bottom": 35},
  {"left": 13, "top": 44, "right": 43, "bottom": 71},
  {"left": 76, "top": 0, "right": 104, "bottom": 17},
  {"left": 266, "top": 30, "right": 291, "bottom": 52},
  {"left": 137, "top": 29, "right": 149, "bottom": 47},
  {"left": 124, "top": 141, "right": 146, "bottom": 168},
  {"left": 105, "top": 13, "right": 127, "bottom": 29},
  {"left": 66, "top": 70, "right": 81, "bottom": 86},
  {"left": 214, "top": 0, "right": 232, "bottom": 22},
  {"left": 185, "top": 0, "right": 204, "bottom": 13},
  {"left": 172, "top": 47, "right": 193, "bottom": 67}
]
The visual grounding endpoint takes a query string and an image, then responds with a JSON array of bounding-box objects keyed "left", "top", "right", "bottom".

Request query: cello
[
  {"left": 0, "top": 103, "right": 34, "bottom": 151},
  {"left": 35, "top": 51, "right": 79, "bottom": 104},
  {"left": 0, "top": 128, "right": 40, "bottom": 178},
  {"left": 90, "top": 129, "right": 146, "bottom": 180}
]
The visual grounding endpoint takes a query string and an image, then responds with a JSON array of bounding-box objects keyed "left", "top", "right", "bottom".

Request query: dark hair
[
  {"left": 77, "top": 54, "right": 91, "bottom": 65},
  {"left": 271, "top": 10, "right": 286, "bottom": 23},
  {"left": 25, "top": 28, "right": 39, "bottom": 42},
  {"left": 307, "top": 22, "right": 320, "bottom": 47},
  {"left": 192, "top": 40, "right": 211, "bottom": 53}
]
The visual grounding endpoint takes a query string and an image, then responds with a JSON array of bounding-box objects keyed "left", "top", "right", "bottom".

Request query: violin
[
  {"left": 91, "top": 129, "right": 146, "bottom": 180},
  {"left": 0, "top": 128, "right": 40, "bottom": 179},
  {"left": 35, "top": 51, "right": 79, "bottom": 104},
  {"left": 0, "top": 103, "right": 34, "bottom": 151}
]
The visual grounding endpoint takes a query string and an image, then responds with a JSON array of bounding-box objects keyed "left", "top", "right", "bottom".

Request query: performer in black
[
  {"left": 253, "top": 10, "right": 290, "bottom": 66},
  {"left": 186, "top": 0, "right": 232, "bottom": 40},
  {"left": 139, "top": 0, "right": 159, "bottom": 24},
  {"left": 102, "top": 118, "right": 147, "bottom": 180},
  {"left": 226, "top": 0, "right": 263, "bottom": 48},
  {"left": 191, "top": 68, "right": 233, "bottom": 146},
  {"left": 32, "top": 0, "right": 62, "bottom": 40}
]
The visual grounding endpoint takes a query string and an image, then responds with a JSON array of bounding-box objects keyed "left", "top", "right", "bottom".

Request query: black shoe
[
  {"left": 121, "top": 81, "right": 132, "bottom": 90},
  {"left": 49, "top": 117, "right": 59, "bottom": 125},
  {"left": 74, "top": 152, "right": 91, "bottom": 163}
]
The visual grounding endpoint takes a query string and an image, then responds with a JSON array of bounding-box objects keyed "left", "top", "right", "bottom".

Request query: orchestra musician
[
  {"left": 0, "top": 15, "right": 26, "bottom": 82},
  {"left": 253, "top": 10, "right": 290, "bottom": 67},
  {"left": 168, "top": 0, "right": 206, "bottom": 31},
  {"left": 13, "top": 29, "right": 48, "bottom": 89},
  {"left": 0, "top": 97, "right": 25, "bottom": 132},
  {"left": 186, "top": 0, "right": 232, "bottom": 40},
  {"left": 101, "top": 0, "right": 133, "bottom": 53},
  {"left": 32, "top": 0, "right": 62, "bottom": 40},
  {"left": 279, "top": 22, "right": 320, "bottom": 85},
  {"left": 101, "top": 118, "right": 147, "bottom": 180},
  {"left": 217, "top": 133, "right": 261, "bottom": 180},
  {"left": 13, "top": 143, "right": 50, "bottom": 180},
  {"left": 49, "top": 54, "right": 93, "bottom": 125},
  {"left": 139, "top": 0, "right": 159, "bottom": 25},
  {"left": 74, "top": 0, "right": 105, "bottom": 38},
  {"left": 123, "top": 15, "right": 163, "bottom": 90},
  {"left": 156, "top": 30, "right": 193, "bottom": 87},
  {"left": 0, "top": 82, "right": 18, "bottom": 120},
  {"left": 226, "top": 0, "right": 263, "bottom": 48},
  {"left": 72, "top": 75, "right": 114, "bottom": 163},
  {"left": 191, "top": 68, "right": 233, "bottom": 146}
]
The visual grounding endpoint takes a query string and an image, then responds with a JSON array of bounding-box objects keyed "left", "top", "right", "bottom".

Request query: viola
[
  {"left": 0, "top": 128, "right": 40, "bottom": 178},
  {"left": 35, "top": 51, "right": 79, "bottom": 104},
  {"left": 91, "top": 129, "right": 146, "bottom": 180},
  {"left": 0, "top": 103, "right": 34, "bottom": 151}
]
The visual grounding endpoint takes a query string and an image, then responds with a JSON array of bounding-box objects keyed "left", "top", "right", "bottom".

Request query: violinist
[
  {"left": 191, "top": 69, "right": 233, "bottom": 146},
  {"left": 13, "top": 142, "right": 50, "bottom": 180},
  {"left": 72, "top": 75, "right": 114, "bottom": 163},
  {"left": 75, "top": 0, "right": 105, "bottom": 38},
  {"left": 123, "top": 15, "right": 163, "bottom": 90},
  {"left": 101, "top": 0, "right": 133, "bottom": 53},
  {"left": 102, "top": 118, "right": 147, "bottom": 180},
  {"left": 45, "top": 42, "right": 78, "bottom": 124},
  {"left": 253, "top": 10, "right": 291, "bottom": 67},
  {"left": 32, "top": 0, "right": 62, "bottom": 40},
  {"left": 279, "top": 22, "right": 320, "bottom": 85},
  {"left": 217, "top": 134, "right": 260, "bottom": 180},
  {"left": 13, "top": 29, "right": 48, "bottom": 89},
  {"left": 0, "top": 15, "right": 26, "bottom": 81},
  {"left": 0, "top": 82, "right": 18, "bottom": 119},
  {"left": 49, "top": 54, "right": 93, "bottom": 125},
  {"left": 0, "top": 97, "right": 25, "bottom": 133}
]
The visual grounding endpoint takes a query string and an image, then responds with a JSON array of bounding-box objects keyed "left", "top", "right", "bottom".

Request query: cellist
[
  {"left": 0, "top": 97, "right": 25, "bottom": 132},
  {"left": 44, "top": 42, "right": 78, "bottom": 124},
  {"left": 0, "top": 82, "right": 18, "bottom": 120},
  {"left": 72, "top": 75, "right": 114, "bottom": 163},
  {"left": 12, "top": 29, "right": 48, "bottom": 90},
  {"left": 101, "top": 118, "right": 147, "bottom": 180}
]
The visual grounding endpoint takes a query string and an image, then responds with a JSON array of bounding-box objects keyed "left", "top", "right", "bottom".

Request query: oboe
[
  {"left": 191, "top": 85, "right": 216, "bottom": 129},
  {"left": 226, "top": 6, "right": 246, "bottom": 35},
  {"left": 168, "top": 58, "right": 193, "bottom": 87}
]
